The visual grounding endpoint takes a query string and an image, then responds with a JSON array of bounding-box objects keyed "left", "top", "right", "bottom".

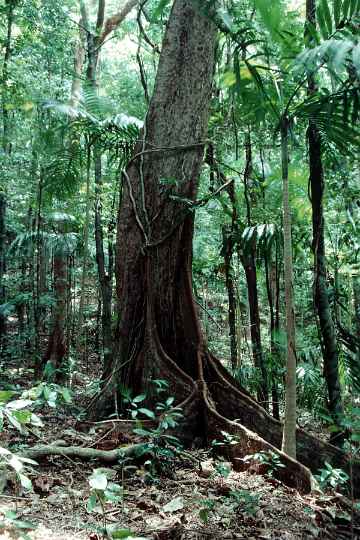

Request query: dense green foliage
[{"left": 0, "top": 0, "right": 359, "bottom": 445}]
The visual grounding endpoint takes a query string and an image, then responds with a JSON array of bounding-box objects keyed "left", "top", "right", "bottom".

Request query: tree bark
[{"left": 306, "top": 0, "right": 344, "bottom": 444}]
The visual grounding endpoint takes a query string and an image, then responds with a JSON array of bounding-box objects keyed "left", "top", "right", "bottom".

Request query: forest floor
[{"left": 0, "top": 363, "right": 359, "bottom": 540}]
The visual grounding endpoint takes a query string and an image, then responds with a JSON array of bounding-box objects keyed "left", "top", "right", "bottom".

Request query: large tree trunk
[
  {"left": 306, "top": 0, "right": 344, "bottom": 444},
  {"left": 92, "top": 0, "right": 360, "bottom": 495}
]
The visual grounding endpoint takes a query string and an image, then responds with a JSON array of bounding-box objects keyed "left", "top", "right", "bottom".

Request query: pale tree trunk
[
  {"left": 281, "top": 118, "right": 297, "bottom": 459},
  {"left": 69, "top": 14, "right": 86, "bottom": 111},
  {"left": 76, "top": 144, "right": 92, "bottom": 362},
  {"left": 265, "top": 252, "right": 280, "bottom": 420}
]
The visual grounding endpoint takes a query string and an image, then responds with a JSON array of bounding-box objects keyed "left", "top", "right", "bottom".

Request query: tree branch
[
  {"left": 96, "top": 0, "right": 106, "bottom": 35},
  {"left": 20, "top": 443, "right": 145, "bottom": 463},
  {"left": 99, "top": 0, "right": 138, "bottom": 46}
]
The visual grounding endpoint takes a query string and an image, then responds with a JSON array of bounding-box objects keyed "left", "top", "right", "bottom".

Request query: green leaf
[
  {"left": 321, "top": 0, "right": 333, "bottom": 34},
  {"left": 110, "top": 529, "right": 134, "bottom": 538},
  {"left": 221, "top": 71, "right": 237, "bottom": 88},
  {"left": 342, "top": 0, "right": 351, "bottom": 17},
  {"left": 132, "top": 428, "right": 151, "bottom": 436},
  {"left": 304, "top": 21, "right": 321, "bottom": 46},
  {"left": 163, "top": 496, "right": 184, "bottom": 513},
  {"left": 349, "top": 0, "right": 358, "bottom": 15},
  {"left": 18, "top": 474, "right": 32, "bottom": 490},
  {"left": 252, "top": 0, "right": 281, "bottom": 40},
  {"left": 12, "top": 410, "right": 32, "bottom": 425},
  {"left": 317, "top": 4, "right": 330, "bottom": 38},
  {"left": 199, "top": 508, "right": 210, "bottom": 523},
  {"left": 89, "top": 472, "right": 108, "bottom": 491},
  {"left": 216, "top": 7, "right": 233, "bottom": 31},
  {"left": 138, "top": 408, "right": 155, "bottom": 419},
  {"left": 61, "top": 388, "right": 72, "bottom": 403},
  {"left": 7, "top": 400, "right": 33, "bottom": 410},
  {"left": 132, "top": 394, "right": 146, "bottom": 404},
  {"left": 353, "top": 44, "right": 360, "bottom": 79},
  {"left": 334, "top": 0, "right": 342, "bottom": 26},
  {"left": 87, "top": 493, "right": 97, "bottom": 512},
  {"left": 9, "top": 456, "right": 24, "bottom": 473},
  {"left": 0, "top": 391, "right": 16, "bottom": 403},
  {"left": 153, "top": 0, "right": 171, "bottom": 19},
  {"left": 30, "top": 413, "right": 43, "bottom": 428}
]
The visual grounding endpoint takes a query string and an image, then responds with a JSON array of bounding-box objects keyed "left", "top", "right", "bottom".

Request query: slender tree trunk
[
  {"left": 41, "top": 244, "right": 67, "bottom": 381},
  {"left": 76, "top": 144, "right": 91, "bottom": 362},
  {"left": 34, "top": 173, "right": 44, "bottom": 372},
  {"left": 206, "top": 146, "right": 238, "bottom": 368},
  {"left": 281, "top": 117, "right": 297, "bottom": 459},
  {"left": 2, "top": 0, "right": 15, "bottom": 153},
  {"left": 241, "top": 131, "right": 268, "bottom": 407},
  {"left": 83, "top": 0, "right": 114, "bottom": 376},
  {"left": 353, "top": 275, "right": 360, "bottom": 365},
  {"left": 243, "top": 258, "right": 268, "bottom": 406},
  {"left": 306, "top": 0, "right": 344, "bottom": 444},
  {"left": 265, "top": 253, "right": 280, "bottom": 420},
  {"left": 69, "top": 15, "right": 86, "bottom": 111},
  {"left": 0, "top": 194, "right": 6, "bottom": 352},
  {"left": 0, "top": 0, "right": 16, "bottom": 350},
  {"left": 94, "top": 150, "right": 113, "bottom": 378},
  {"left": 222, "top": 227, "right": 238, "bottom": 369}
]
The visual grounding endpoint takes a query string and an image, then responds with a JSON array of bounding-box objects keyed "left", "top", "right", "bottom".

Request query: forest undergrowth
[{"left": 0, "top": 354, "right": 359, "bottom": 540}]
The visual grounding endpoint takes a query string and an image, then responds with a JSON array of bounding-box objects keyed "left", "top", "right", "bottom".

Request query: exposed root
[{"left": 91, "top": 286, "right": 360, "bottom": 496}]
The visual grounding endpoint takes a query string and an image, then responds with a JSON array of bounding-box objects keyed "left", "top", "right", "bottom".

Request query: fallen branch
[{"left": 20, "top": 443, "right": 145, "bottom": 463}]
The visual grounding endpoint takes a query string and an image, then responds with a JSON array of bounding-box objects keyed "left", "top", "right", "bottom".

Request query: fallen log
[{"left": 21, "top": 443, "right": 145, "bottom": 463}]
